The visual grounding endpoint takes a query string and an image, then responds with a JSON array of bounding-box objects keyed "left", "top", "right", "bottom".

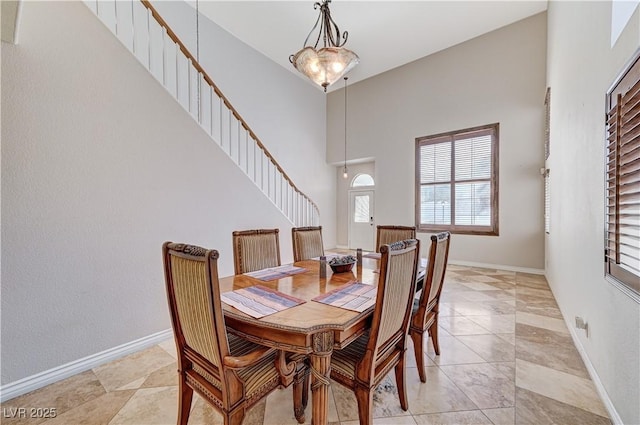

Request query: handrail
[{"left": 140, "top": 0, "right": 319, "bottom": 215}]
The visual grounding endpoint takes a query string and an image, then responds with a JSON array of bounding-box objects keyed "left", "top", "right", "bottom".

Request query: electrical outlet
[{"left": 575, "top": 316, "right": 589, "bottom": 338}]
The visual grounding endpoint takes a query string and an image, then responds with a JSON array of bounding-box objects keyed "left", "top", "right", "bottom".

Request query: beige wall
[
  {"left": 1, "top": 1, "right": 332, "bottom": 385},
  {"left": 545, "top": 2, "right": 640, "bottom": 423},
  {"left": 327, "top": 13, "right": 547, "bottom": 270}
]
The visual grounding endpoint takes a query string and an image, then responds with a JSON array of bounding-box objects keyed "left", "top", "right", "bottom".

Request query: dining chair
[
  {"left": 375, "top": 225, "right": 416, "bottom": 253},
  {"left": 329, "top": 239, "right": 420, "bottom": 425},
  {"left": 291, "top": 226, "right": 324, "bottom": 262},
  {"left": 232, "top": 228, "right": 281, "bottom": 275},
  {"left": 409, "top": 231, "right": 451, "bottom": 383},
  {"left": 162, "top": 242, "right": 309, "bottom": 425}
]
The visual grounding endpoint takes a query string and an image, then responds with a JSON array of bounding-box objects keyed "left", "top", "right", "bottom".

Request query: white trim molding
[
  {"left": 563, "top": 319, "right": 623, "bottom": 424},
  {"left": 448, "top": 260, "right": 545, "bottom": 275},
  {"left": 0, "top": 329, "right": 172, "bottom": 402}
]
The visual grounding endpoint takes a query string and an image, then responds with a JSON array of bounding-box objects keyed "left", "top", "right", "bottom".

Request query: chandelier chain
[
  {"left": 344, "top": 77, "right": 348, "bottom": 175},
  {"left": 302, "top": 1, "right": 349, "bottom": 49}
]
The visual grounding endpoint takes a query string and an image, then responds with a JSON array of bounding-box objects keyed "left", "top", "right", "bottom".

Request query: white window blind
[
  {"left": 416, "top": 124, "right": 499, "bottom": 235},
  {"left": 544, "top": 169, "right": 550, "bottom": 234}
]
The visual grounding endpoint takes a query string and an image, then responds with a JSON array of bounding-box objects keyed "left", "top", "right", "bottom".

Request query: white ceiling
[{"left": 196, "top": 1, "right": 548, "bottom": 92}]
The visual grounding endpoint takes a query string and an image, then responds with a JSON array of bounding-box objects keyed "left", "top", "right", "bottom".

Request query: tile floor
[{"left": 1, "top": 265, "right": 611, "bottom": 424}]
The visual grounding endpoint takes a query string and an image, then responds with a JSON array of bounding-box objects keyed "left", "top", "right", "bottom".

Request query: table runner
[
  {"left": 244, "top": 264, "right": 307, "bottom": 281},
  {"left": 313, "top": 282, "right": 377, "bottom": 312},
  {"left": 221, "top": 285, "right": 305, "bottom": 318}
]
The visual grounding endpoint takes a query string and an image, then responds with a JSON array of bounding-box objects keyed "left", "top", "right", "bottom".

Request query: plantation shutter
[{"left": 605, "top": 56, "right": 640, "bottom": 293}]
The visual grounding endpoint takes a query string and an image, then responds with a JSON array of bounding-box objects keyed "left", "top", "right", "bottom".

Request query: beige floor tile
[
  {"left": 480, "top": 291, "right": 516, "bottom": 302},
  {"left": 413, "top": 410, "right": 493, "bottom": 425},
  {"left": 515, "top": 359, "right": 609, "bottom": 418},
  {"left": 459, "top": 281, "right": 505, "bottom": 291},
  {"left": 514, "top": 387, "right": 610, "bottom": 425},
  {"left": 439, "top": 363, "right": 514, "bottom": 409},
  {"left": 185, "top": 394, "right": 266, "bottom": 424},
  {"left": 447, "top": 302, "right": 498, "bottom": 317},
  {"left": 93, "top": 346, "right": 176, "bottom": 391},
  {"left": 342, "top": 416, "right": 417, "bottom": 425},
  {"left": 140, "top": 363, "right": 178, "bottom": 388},
  {"left": 157, "top": 339, "right": 177, "bottom": 359},
  {"left": 331, "top": 373, "right": 411, "bottom": 422},
  {"left": 108, "top": 386, "right": 177, "bottom": 425},
  {"left": 483, "top": 281, "right": 517, "bottom": 291},
  {"left": 0, "top": 371, "right": 106, "bottom": 425},
  {"left": 495, "top": 334, "right": 516, "bottom": 344},
  {"left": 434, "top": 303, "right": 459, "bottom": 317},
  {"left": 515, "top": 324, "right": 589, "bottom": 379},
  {"left": 466, "top": 315, "right": 515, "bottom": 334},
  {"left": 515, "top": 312, "right": 568, "bottom": 334},
  {"left": 41, "top": 390, "right": 135, "bottom": 425},
  {"left": 456, "top": 335, "right": 515, "bottom": 362},
  {"left": 454, "top": 291, "right": 502, "bottom": 303},
  {"left": 186, "top": 396, "right": 224, "bottom": 424},
  {"left": 482, "top": 407, "right": 514, "bottom": 425},
  {"left": 490, "top": 362, "right": 515, "bottom": 381},
  {"left": 438, "top": 316, "right": 492, "bottom": 336},
  {"left": 426, "top": 336, "right": 486, "bottom": 365},
  {"left": 116, "top": 377, "right": 146, "bottom": 391},
  {"left": 516, "top": 284, "right": 558, "bottom": 307},
  {"left": 406, "top": 366, "right": 478, "bottom": 415}
]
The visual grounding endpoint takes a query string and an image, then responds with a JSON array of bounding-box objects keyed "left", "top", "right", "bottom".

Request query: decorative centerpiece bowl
[{"left": 329, "top": 255, "right": 356, "bottom": 273}]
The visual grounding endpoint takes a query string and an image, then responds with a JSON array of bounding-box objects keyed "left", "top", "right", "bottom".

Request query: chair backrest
[
  {"left": 162, "top": 242, "right": 229, "bottom": 386},
  {"left": 291, "top": 226, "right": 324, "bottom": 262},
  {"left": 367, "top": 239, "right": 420, "bottom": 365},
  {"left": 420, "top": 232, "right": 451, "bottom": 308},
  {"left": 232, "top": 229, "right": 281, "bottom": 274},
  {"left": 375, "top": 225, "right": 416, "bottom": 253}
]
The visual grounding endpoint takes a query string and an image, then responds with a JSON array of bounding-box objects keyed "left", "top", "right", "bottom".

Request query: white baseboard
[
  {"left": 334, "top": 245, "right": 349, "bottom": 249},
  {"left": 0, "top": 328, "right": 172, "bottom": 403},
  {"left": 448, "top": 260, "right": 545, "bottom": 275},
  {"left": 563, "top": 320, "right": 622, "bottom": 424}
]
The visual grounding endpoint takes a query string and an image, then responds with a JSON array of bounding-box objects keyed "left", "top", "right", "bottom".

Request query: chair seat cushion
[
  {"left": 228, "top": 334, "right": 281, "bottom": 399},
  {"left": 330, "top": 332, "right": 370, "bottom": 380}
]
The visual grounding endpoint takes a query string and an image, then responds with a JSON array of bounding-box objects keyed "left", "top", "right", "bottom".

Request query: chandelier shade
[{"left": 290, "top": 1, "right": 359, "bottom": 91}]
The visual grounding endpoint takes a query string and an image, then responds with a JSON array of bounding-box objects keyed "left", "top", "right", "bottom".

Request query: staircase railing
[{"left": 85, "top": 0, "right": 319, "bottom": 226}]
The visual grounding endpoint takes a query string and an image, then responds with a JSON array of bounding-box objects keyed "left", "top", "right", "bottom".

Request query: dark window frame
[
  {"left": 415, "top": 123, "right": 499, "bottom": 236},
  {"left": 605, "top": 50, "right": 640, "bottom": 295}
]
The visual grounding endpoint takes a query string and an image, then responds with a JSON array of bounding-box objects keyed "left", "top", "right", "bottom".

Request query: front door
[{"left": 348, "top": 190, "right": 375, "bottom": 251}]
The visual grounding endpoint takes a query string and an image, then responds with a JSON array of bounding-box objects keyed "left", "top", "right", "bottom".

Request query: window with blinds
[
  {"left": 605, "top": 52, "right": 640, "bottom": 294},
  {"left": 415, "top": 123, "right": 499, "bottom": 235}
]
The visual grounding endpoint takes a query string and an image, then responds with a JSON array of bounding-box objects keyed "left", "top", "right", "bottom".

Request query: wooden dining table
[
  {"left": 219, "top": 257, "right": 381, "bottom": 425},
  {"left": 219, "top": 255, "right": 426, "bottom": 425}
]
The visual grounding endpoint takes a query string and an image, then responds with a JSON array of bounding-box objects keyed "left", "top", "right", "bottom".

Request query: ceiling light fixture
[
  {"left": 290, "top": 0, "right": 359, "bottom": 92},
  {"left": 343, "top": 76, "right": 349, "bottom": 179}
]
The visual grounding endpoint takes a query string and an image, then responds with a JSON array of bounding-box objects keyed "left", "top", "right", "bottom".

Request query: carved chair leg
[
  {"left": 354, "top": 386, "right": 373, "bottom": 425},
  {"left": 225, "top": 409, "right": 245, "bottom": 425},
  {"left": 293, "top": 361, "right": 309, "bottom": 424},
  {"left": 410, "top": 330, "right": 427, "bottom": 383},
  {"left": 177, "top": 375, "right": 194, "bottom": 425},
  {"left": 394, "top": 354, "right": 409, "bottom": 411},
  {"left": 429, "top": 319, "right": 440, "bottom": 355}
]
